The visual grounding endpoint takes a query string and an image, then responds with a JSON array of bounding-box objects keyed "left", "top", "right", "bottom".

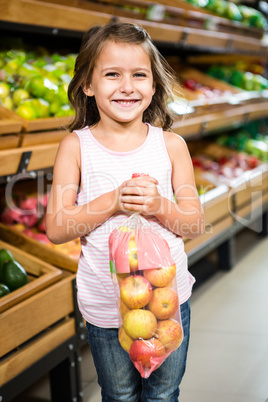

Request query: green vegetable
[
  {"left": 1, "top": 260, "right": 28, "bottom": 291},
  {"left": 225, "top": 2, "right": 242, "bottom": 21}
]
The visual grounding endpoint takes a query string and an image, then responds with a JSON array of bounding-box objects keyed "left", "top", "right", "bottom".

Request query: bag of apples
[{"left": 109, "top": 210, "right": 183, "bottom": 378}]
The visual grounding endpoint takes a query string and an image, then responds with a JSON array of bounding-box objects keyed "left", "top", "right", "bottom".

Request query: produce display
[
  {"left": 0, "top": 191, "right": 81, "bottom": 260},
  {"left": 181, "top": 77, "right": 226, "bottom": 99},
  {"left": 191, "top": 143, "right": 260, "bottom": 181},
  {"left": 0, "top": 45, "right": 76, "bottom": 119},
  {"left": 93, "top": 0, "right": 267, "bottom": 30},
  {"left": 109, "top": 198, "right": 183, "bottom": 378},
  {"left": 166, "top": 61, "right": 241, "bottom": 104},
  {"left": 0, "top": 248, "right": 28, "bottom": 297},
  {"left": 207, "top": 63, "right": 268, "bottom": 91},
  {"left": 184, "top": 0, "right": 267, "bottom": 29},
  {"left": 217, "top": 130, "right": 268, "bottom": 162}
]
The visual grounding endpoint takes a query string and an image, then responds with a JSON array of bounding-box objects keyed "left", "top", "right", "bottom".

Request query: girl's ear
[{"left": 83, "top": 86, "right": 94, "bottom": 97}]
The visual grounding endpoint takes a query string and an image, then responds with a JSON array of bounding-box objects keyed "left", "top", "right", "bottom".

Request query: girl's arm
[
  {"left": 46, "top": 133, "right": 119, "bottom": 244},
  {"left": 119, "top": 132, "right": 205, "bottom": 239},
  {"left": 156, "top": 132, "right": 205, "bottom": 238}
]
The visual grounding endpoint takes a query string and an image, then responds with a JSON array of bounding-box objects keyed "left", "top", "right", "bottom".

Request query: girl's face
[{"left": 84, "top": 41, "right": 155, "bottom": 126}]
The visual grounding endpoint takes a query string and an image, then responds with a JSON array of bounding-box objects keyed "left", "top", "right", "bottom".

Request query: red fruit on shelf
[
  {"left": 247, "top": 156, "right": 258, "bottom": 169},
  {"left": 38, "top": 215, "right": 46, "bottom": 232},
  {"left": 218, "top": 156, "right": 228, "bottom": 165},
  {"left": 183, "top": 79, "right": 197, "bottom": 91},
  {"left": 1, "top": 208, "right": 23, "bottom": 224},
  {"left": 20, "top": 197, "right": 38, "bottom": 211},
  {"left": 191, "top": 157, "right": 203, "bottom": 168},
  {"left": 32, "top": 232, "right": 51, "bottom": 244},
  {"left": 21, "top": 213, "right": 38, "bottom": 228}
]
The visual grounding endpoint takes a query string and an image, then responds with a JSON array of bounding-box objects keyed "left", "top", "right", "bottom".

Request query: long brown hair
[{"left": 68, "top": 20, "right": 177, "bottom": 132}]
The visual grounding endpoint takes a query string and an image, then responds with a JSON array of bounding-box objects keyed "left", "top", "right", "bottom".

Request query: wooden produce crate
[
  {"left": 183, "top": 216, "right": 233, "bottom": 255},
  {"left": 19, "top": 115, "right": 73, "bottom": 133},
  {"left": 19, "top": 129, "right": 68, "bottom": 147},
  {"left": 188, "top": 141, "right": 268, "bottom": 213},
  {"left": 172, "top": 99, "right": 268, "bottom": 139},
  {"left": 227, "top": 166, "right": 268, "bottom": 210},
  {"left": 0, "top": 134, "right": 20, "bottom": 150},
  {"left": 1, "top": 0, "right": 261, "bottom": 52},
  {"left": 195, "top": 170, "right": 231, "bottom": 225},
  {"left": 93, "top": 0, "right": 265, "bottom": 39},
  {"left": 0, "top": 316, "right": 75, "bottom": 386},
  {"left": 0, "top": 239, "right": 63, "bottom": 313},
  {"left": 177, "top": 66, "right": 242, "bottom": 94},
  {"left": 0, "top": 143, "right": 59, "bottom": 176},
  {"left": 233, "top": 190, "right": 267, "bottom": 223},
  {"left": 167, "top": 63, "right": 247, "bottom": 117},
  {"left": 183, "top": 171, "right": 232, "bottom": 254},
  {"left": 0, "top": 104, "right": 72, "bottom": 133},
  {"left": 0, "top": 271, "right": 76, "bottom": 359},
  {"left": 0, "top": 106, "right": 23, "bottom": 135},
  {"left": 0, "top": 223, "right": 79, "bottom": 273}
]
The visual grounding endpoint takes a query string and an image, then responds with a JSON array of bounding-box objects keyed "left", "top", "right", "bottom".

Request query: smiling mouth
[{"left": 113, "top": 100, "right": 140, "bottom": 106}]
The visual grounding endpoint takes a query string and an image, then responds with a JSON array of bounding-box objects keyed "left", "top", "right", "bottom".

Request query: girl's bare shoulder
[
  {"left": 59, "top": 131, "right": 80, "bottom": 148},
  {"left": 163, "top": 130, "right": 188, "bottom": 160},
  {"left": 55, "top": 132, "right": 81, "bottom": 167},
  {"left": 56, "top": 132, "right": 80, "bottom": 155}
]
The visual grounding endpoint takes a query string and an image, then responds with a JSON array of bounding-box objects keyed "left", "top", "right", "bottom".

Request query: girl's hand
[{"left": 118, "top": 176, "right": 162, "bottom": 216}]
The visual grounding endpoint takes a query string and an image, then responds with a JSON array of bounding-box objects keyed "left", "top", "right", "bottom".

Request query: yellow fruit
[{"left": 128, "top": 239, "right": 138, "bottom": 272}]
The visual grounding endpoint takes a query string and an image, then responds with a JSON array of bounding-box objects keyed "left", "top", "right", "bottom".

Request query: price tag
[{"left": 146, "top": 4, "right": 166, "bottom": 21}]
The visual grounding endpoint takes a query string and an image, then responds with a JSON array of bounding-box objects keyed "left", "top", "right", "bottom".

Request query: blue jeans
[{"left": 86, "top": 299, "right": 191, "bottom": 401}]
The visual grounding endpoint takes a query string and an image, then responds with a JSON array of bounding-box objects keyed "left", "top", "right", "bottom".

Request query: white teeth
[{"left": 116, "top": 100, "right": 136, "bottom": 105}]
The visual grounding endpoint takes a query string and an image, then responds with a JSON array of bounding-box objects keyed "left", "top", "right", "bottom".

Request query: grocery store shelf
[
  {"left": 0, "top": 277, "right": 87, "bottom": 402},
  {"left": 0, "top": 106, "right": 72, "bottom": 133},
  {"left": 0, "top": 100, "right": 267, "bottom": 179},
  {"left": 187, "top": 197, "right": 268, "bottom": 267},
  {"left": 0, "top": 0, "right": 267, "bottom": 55},
  {"left": 0, "top": 143, "right": 59, "bottom": 178},
  {"left": 173, "top": 100, "right": 268, "bottom": 139}
]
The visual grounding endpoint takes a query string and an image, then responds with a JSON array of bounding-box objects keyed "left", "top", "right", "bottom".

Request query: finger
[
  {"left": 121, "top": 188, "right": 157, "bottom": 200},
  {"left": 121, "top": 187, "right": 142, "bottom": 195},
  {"left": 121, "top": 187, "right": 149, "bottom": 197},
  {"left": 121, "top": 202, "right": 143, "bottom": 213},
  {"left": 120, "top": 195, "right": 144, "bottom": 205},
  {"left": 125, "top": 176, "right": 158, "bottom": 187},
  {"left": 140, "top": 175, "right": 158, "bottom": 184}
]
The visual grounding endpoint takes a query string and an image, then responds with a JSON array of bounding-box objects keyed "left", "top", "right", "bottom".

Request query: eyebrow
[{"left": 101, "top": 67, "right": 151, "bottom": 73}]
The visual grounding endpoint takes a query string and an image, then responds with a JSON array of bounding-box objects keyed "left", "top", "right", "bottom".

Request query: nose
[{"left": 119, "top": 75, "right": 134, "bottom": 94}]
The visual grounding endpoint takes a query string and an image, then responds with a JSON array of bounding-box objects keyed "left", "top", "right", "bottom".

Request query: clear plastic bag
[{"left": 109, "top": 213, "right": 183, "bottom": 378}]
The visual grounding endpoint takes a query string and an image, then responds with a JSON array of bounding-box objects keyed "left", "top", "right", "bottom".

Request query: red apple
[
  {"left": 147, "top": 287, "right": 179, "bottom": 320},
  {"left": 120, "top": 275, "right": 152, "bottom": 309},
  {"left": 132, "top": 173, "right": 149, "bottom": 178},
  {"left": 128, "top": 239, "right": 138, "bottom": 272},
  {"left": 118, "top": 327, "right": 133, "bottom": 353},
  {"left": 156, "top": 319, "right": 183, "bottom": 353},
  {"left": 129, "top": 338, "right": 165, "bottom": 370},
  {"left": 143, "top": 264, "right": 176, "bottom": 287},
  {"left": 123, "top": 309, "right": 157, "bottom": 340}
]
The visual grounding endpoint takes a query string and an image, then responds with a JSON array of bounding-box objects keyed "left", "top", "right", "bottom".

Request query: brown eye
[
  {"left": 106, "top": 72, "right": 118, "bottom": 77},
  {"left": 134, "top": 73, "right": 146, "bottom": 77}
]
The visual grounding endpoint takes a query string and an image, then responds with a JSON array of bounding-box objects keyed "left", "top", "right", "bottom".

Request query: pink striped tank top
[{"left": 74, "top": 124, "right": 195, "bottom": 328}]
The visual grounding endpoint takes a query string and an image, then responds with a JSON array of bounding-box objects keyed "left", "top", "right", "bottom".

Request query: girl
[{"left": 46, "top": 20, "right": 204, "bottom": 401}]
